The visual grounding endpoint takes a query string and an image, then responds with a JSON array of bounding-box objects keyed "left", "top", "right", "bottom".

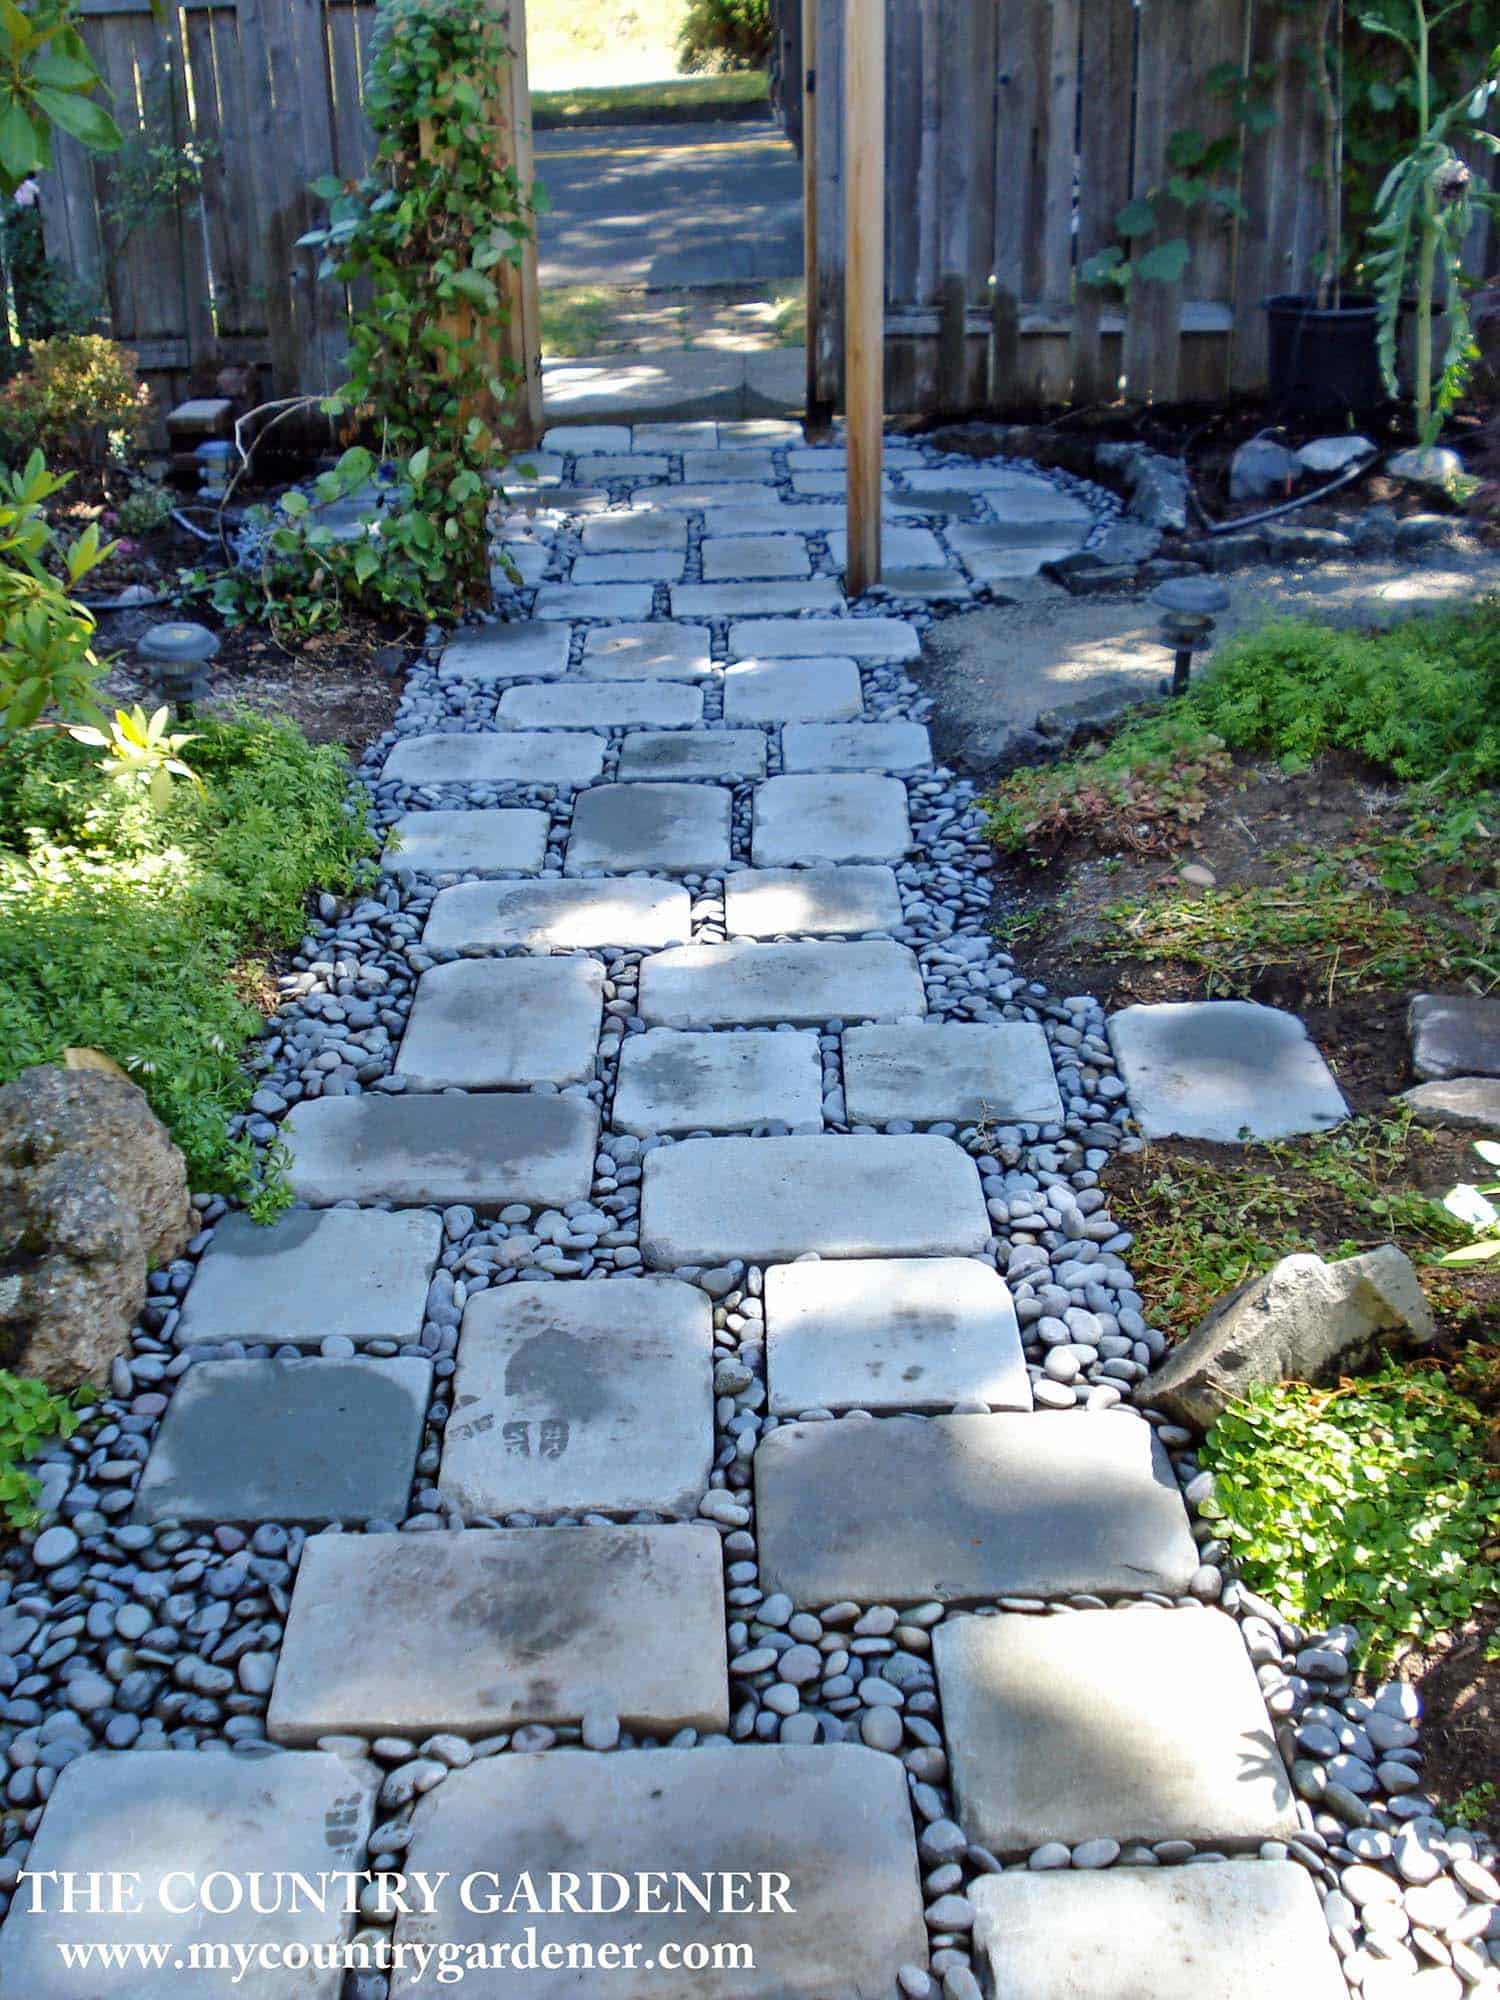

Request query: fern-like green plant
[{"left": 1360, "top": 0, "right": 1500, "bottom": 443}]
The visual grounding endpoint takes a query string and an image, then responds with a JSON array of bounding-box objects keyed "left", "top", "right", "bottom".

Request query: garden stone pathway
[{"left": 0, "top": 422, "right": 1465, "bottom": 2000}]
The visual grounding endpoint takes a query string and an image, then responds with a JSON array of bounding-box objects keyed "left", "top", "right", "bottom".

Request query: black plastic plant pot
[{"left": 1265, "top": 292, "right": 1382, "bottom": 417}]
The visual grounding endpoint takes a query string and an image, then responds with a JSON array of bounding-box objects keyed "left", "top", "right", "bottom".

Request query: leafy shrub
[
  {"left": 1198, "top": 1365, "right": 1500, "bottom": 1666},
  {"left": 0, "top": 451, "right": 111, "bottom": 737},
  {"left": 292, "top": 0, "right": 535, "bottom": 625},
  {"left": 0, "top": 198, "right": 100, "bottom": 382},
  {"left": 0, "top": 713, "right": 375, "bottom": 1195},
  {"left": 0, "top": 1372, "right": 80, "bottom": 1531},
  {"left": 0, "top": 335, "right": 151, "bottom": 469},
  {"left": 1194, "top": 604, "right": 1500, "bottom": 793},
  {"left": 983, "top": 708, "right": 1232, "bottom": 861},
  {"left": 678, "top": 0, "right": 773, "bottom": 70},
  {"left": 111, "top": 474, "right": 173, "bottom": 539}
]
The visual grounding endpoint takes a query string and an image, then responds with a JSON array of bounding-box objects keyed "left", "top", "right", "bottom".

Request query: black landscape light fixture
[
  {"left": 1149, "top": 576, "right": 1230, "bottom": 697},
  {"left": 137, "top": 620, "right": 220, "bottom": 714}
]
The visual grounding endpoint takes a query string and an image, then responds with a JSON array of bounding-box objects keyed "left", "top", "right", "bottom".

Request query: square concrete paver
[
  {"left": 755, "top": 1413, "right": 1199, "bottom": 1606},
  {"left": 1409, "top": 992, "right": 1500, "bottom": 1080},
  {"left": 441, "top": 1279, "right": 712, "bottom": 1517},
  {"left": 425, "top": 878, "right": 690, "bottom": 950},
  {"left": 766, "top": 1256, "right": 1031, "bottom": 1413},
  {"left": 968, "top": 1863, "right": 1349, "bottom": 2000},
  {"left": 571, "top": 550, "right": 683, "bottom": 585},
  {"left": 781, "top": 720, "right": 932, "bottom": 772},
  {"left": 579, "top": 621, "right": 714, "bottom": 680},
  {"left": 843, "top": 1021, "right": 1064, "bottom": 1125},
  {"left": 284, "top": 1094, "right": 598, "bottom": 1209},
  {"left": 389, "top": 1746, "right": 926, "bottom": 2000},
  {"left": 639, "top": 939, "right": 926, "bottom": 1027},
  {"left": 397, "top": 956, "right": 604, "bottom": 1090},
  {"left": 681, "top": 448, "right": 777, "bottom": 482},
  {"left": 614, "top": 1028, "right": 823, "bottom": 1135},
  {"left": 498, "top": 682, "right": 703, "bottom": 730},
  {"left": 729, "top": 618, "right": 920, "bottom": 661},
  {"left": 565, "top": 781, "right": 731, "bottom": 875},
  {"left": 672, "top": 581, "right": 845, "bottom": 619},
  {"left": 702, "top": 533, "right": 813, "bottom": 579},
  {"left": 572, "top": 454, "right": 669, "bottom": 483},
  {"left": 617, "top": 729, "right": 767, "bottom": 782},
  {"left": 134, "top": 1357, "right": 431, "bottom": 1525},
  {"left": 268, "top": 1526, "right": 728, "bottom": 1740},
  {"left": 0, "top": 1751, "right": 374, "bottom": 2000},
  {"left": 723, "top": 656, "right": 864, "bottom": 724},
  {"left": 380, "top": 808, "right": 548, "bottom": 877},
  {"left": 531, "top": 583, "right": 655, "bottom": 621},
  {"left": 935, "top": 1607, "right": 1297, "bottom": 1854},
  {"left": 752, "top": 773, "right": 912, "bottom": 865},
  {"left": 580, "top": 510, "right": 688, "bottom": 552},
  {"left": 174, "top": 1208, "right": 441, "bottom": 1350},
  {"left": 382, "top": 732, "right": 605, "bottom": 788},
  {"left": 724, "top": 865, "right": 904, "bottom": 937},
  {"left": 827, "top": 525, "right": 947, "bottom": 569},
  {"left": 543, "top": 424, "right": 631, "bottom": 451},
  {"left": 1108, "top": 1000, "right": 1349, "bottom": 1141},
  {"left": 438, "top": 623, "right": 569, "bottom": 681},
  {"left": 642, "top": 1133, "right": 989, "bottom": 1265}
]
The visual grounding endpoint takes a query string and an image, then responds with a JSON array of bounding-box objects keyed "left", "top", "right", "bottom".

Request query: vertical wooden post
[
  {"left": 802, "top": 0, "right": 826, "bottom": 430},
  {"left": 843, "top": 0, "right": 884, "bottom": 597},
  {"left": 494, "top": 0, "right": 543, "bottom": 449}
]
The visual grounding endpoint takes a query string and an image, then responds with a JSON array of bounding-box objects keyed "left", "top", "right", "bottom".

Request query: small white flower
[{"left": 13, "top": 179, "right": 40, "bottom": 209}]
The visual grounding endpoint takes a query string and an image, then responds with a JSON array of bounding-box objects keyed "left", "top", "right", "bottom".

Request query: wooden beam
[
  {"left": 802, "top": 0, "right": 827, "bottom": 429},
  {"left": 843, "top": 0, "right": 884, "bottom": 597}
]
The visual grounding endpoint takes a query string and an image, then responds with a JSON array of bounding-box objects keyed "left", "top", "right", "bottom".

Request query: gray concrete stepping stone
[
  {"left": 579, "top": 620, "right": 713, "bottom": 680},
  {"left": 380, "top": 808, "right": 548, "bottom": 877},
  {"left": 382, "top": 732, "right": 605, "bottom": 787},
  {"left": 722, "top": 655, "right": 864, "bottom": 723},
  {"left": 702, "top": 532, "right": 813, "bottom": 578},
  {"left": 730, "top": 616, "right": 920, "bottom": 660},
  {"left": 543, "top": 423, "right": 631, "bottom": 451},
  {"left": 755, "top": 1412, "right": 1199, "bottom": 1606},
  {"left": 425, "top": 877, "right": 690, "bottom": 950},
  {"left": 565, "top": 780, "right": 731, "bottom": 876},
  {"left": 827, "top": 524, "right": 947, "bottom": 568},
  {"left": 1403, "top": 1075, "right": 1500, "bottom": 1133},
  {"left": 0, "top": 1749, "right": 374, "bottom": 2000},
  {"left": 724, "top": 865, "right": 904, "bottom": 936},
  {"left": 843, "top": 1020, "right": 1064, "bottom": 1125},
  {"left": 766, "top": 1257, "right": 1031, "bottom": 1414},
  {"left": 389, "top": 1745, "right": 926, "bottom": 2000},
  {"left": 440, "top": 1279, "right": 712, "bottom": 1517},
  {"left": 397, "top": 956, "right": 604, "bottom": 1090},
  {"left": 720, "top": 418, "right": 802, "bottom": 444},
  {"left": 268, "top": 1526, "right": 728, "bottom": 1740},
  {"left": 438, "top": 622, "right": 569, "bottom": 681},
  {"left": 617, "top": 728, "right": 767, "bottom": 781},
  {"left": 934, "top": 1606, "right": 1297, "bottom": 1853},
  {"left": 711, "top": 500, "right": 847, "bottom": 535},
  {"left": 781, "top": 720, "right": 932, "bottom": 771},
  {"left": 498, "top": 681, "right": 702, "bottom": 730},
  {"left": 572, "top": 549, "right": 682, "bottom": 584},
  {"left": 174, "top": 1208, "right": 441, "bottom": 1350},
  {"left": 640, "top": 481, "right": 780, "bottom": 512},
  {"left": 631, "top": 419, "right": 717, "bottom": 448},
  {"left": 752, "top": 773, "right": 912, "bottom": 866},
  {"left": 642, "top": 1133, "right": 988, "bottom": 1266},
  {"left": 580, "top": 509, "right": 688, "bottom": 551},
  {"left": 134, "top": 1357, "right": 431, "bottom": 1525},
  {"left": 531, "top": 582, "right": 655, "bottom": 620},
  {"left": 682, "top": 447, "right": 777, "bottom": 482},
  {"left": 614, "top": 1027, "right": 823, "bottom": 1134},
  {"left": 1108, "top": 1000, "right": 1348, "bottom": 1141},
  {"left": 639, "top": 939, "right": 926, "bottom": 1027},
  {"left": 283, "top": 1094, "right": 598, "bottom": 1209},
  {"left": 572, "top": 454, "right": 668, "bottom": 482},
  {"left": 672, "top": 580, "right": 845, "bottom": 618},
  {"left": 1409, "top": 991, "right": 1500, "bottom": 1080},
  {"left": 968, "top": 1862, "right": 1349, "bottom": 2000}
]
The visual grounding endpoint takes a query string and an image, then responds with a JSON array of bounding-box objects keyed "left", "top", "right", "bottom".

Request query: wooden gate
[{"left": 40, "top": 0, "right": 541, "bottom": 443}]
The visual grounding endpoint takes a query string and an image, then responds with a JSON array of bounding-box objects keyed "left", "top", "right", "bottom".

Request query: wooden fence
[{"left": 797, "top": 0, "right": 1500, "bottom": 415}]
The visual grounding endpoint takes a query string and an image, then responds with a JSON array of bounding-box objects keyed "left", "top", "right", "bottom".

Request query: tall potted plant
[
  {"left": 1362, "top": 0, "right": 1500, "bottom": 458},
  {"left": 1266, "top": 0, "right": 1384, "bottom": 412}
]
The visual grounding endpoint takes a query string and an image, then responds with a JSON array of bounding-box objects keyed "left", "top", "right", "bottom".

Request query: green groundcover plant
[
  {"left": 1198, "top": 1365, "right": 1500, "bottom": 1666},
  {"left": 0, "top": 1371, "right": 81, "bottom": 1531},
  {"left": 0, "top": 713, "right": 374, "bottom": 1199}
]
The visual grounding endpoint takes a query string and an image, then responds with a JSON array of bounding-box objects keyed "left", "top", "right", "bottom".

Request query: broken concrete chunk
[
  {"left": 1401, "top": 1077, "right": 1500, "bottom": 1135},
  {"left": 1140, "top": 1245, "right": 1437, "bottom": 1430},
  {"left": 1409, "top": 993, "right": 1500, "bottom": 1082}
]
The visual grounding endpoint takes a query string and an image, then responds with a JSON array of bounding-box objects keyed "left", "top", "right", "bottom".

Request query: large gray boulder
[
  {"left": 0, "top": 1064, "right": 193, "bottom": 1387},
  {"left": 1139, "top": 1246, "right": 1436, "bottom": 1431}
]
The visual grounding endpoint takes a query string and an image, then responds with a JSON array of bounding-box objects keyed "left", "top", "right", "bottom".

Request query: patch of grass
[
  {"left": 0, "top": 714, "right": 375, "bottom": 1199},
  {"left": 1198, "top": 1364, "right": 1500, "bottom": 1668},
  {"left": 1111, "top": 1112, "right": 1462, "bottom": 1327},
  {"left": 532, "top": 71, "right": 767, "bottom": 127},
  {"left": 983, "top": 708, "right": 1233, "bottom": 863},
  {"left": 540, "top": 286, "right": 616, "bottom": 357}
]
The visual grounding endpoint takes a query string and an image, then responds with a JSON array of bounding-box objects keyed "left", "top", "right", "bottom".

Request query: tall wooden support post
[
  {"left": 802, "top": 0, "right": 827, "bottom": 432},
  {"left": 843, "top": 0, "right": 884, "bottom": 596},
  {"left": 495, "top": 0, "right": 543, "bottom": 450}
]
